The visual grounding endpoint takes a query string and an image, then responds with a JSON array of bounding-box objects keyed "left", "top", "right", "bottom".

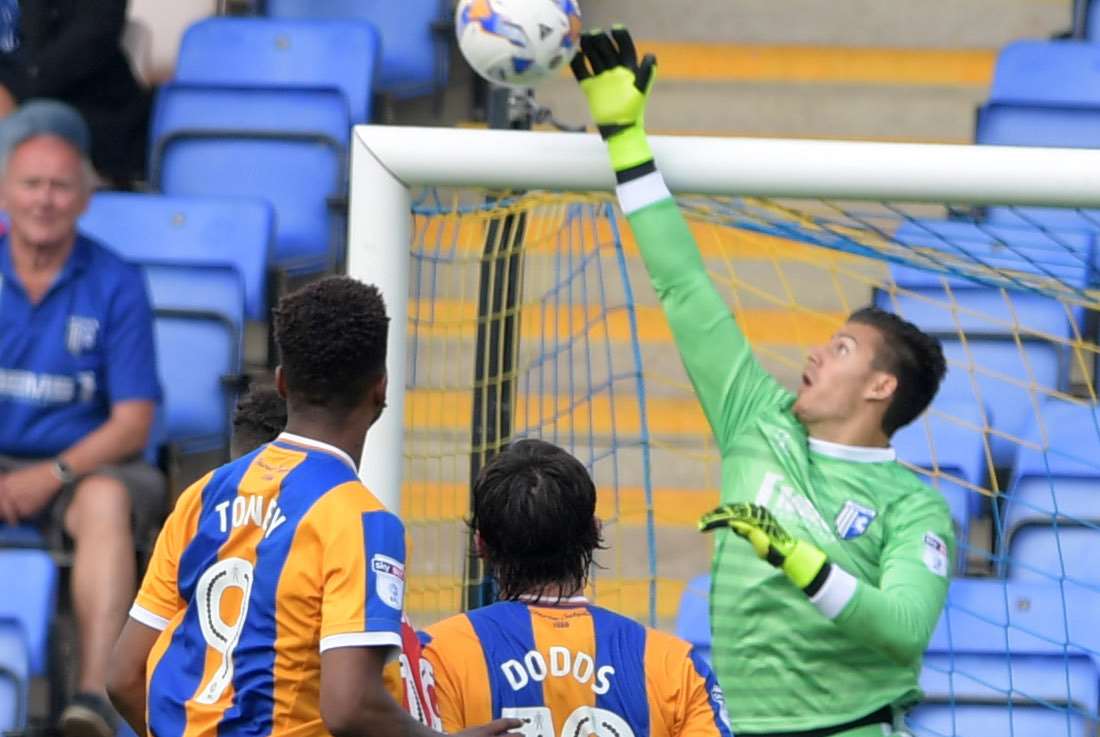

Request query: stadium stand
[
  {"left": 79, "top": 192, "right": 275, "bottom": 322},
  {"left": 911, "top": 577, "right": 1100, "bottom": 736},
  {"left": 149, "top": 84, "right": 350, "bottom": 275},
  {"left": 174, "top": 17, "right": 382, "bottom": 124},
  {"left": 263, "top": 0, "right": 450, "bottom": 102},
  {"left": 891, "top": 400, "right": 990, "bottom": 570},
  {"left": 999, "top": 399, "right": 1100, "bottom": 584}
]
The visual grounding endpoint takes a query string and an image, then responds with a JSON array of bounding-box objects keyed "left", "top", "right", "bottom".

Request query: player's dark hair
[
  {"left": 470, "top": 439, "right": 605, "bottom": 601},
  {"left": 231, "top": 385, "right": 287, "bottom": 457},
  {"left": 272, "top": 276, "right": 389, "bottom": 412},
  {"left": 848, "top": 306, "right": 946, "bottom": 436}
]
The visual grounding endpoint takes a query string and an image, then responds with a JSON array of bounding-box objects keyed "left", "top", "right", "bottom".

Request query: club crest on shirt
[
  {"left": 66, "top": 316, "right": 99, "bottom": 356},
  {"left": 835, "top": 500, "right": 877, "bottom": 540}
]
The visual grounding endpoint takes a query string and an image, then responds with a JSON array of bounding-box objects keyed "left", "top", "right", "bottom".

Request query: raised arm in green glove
[
  {"left": 699, "top": 503, "right": 830, "bottom": 593},
  {"left": 570, "top": 27, "right": 657, "bottom": 176}
]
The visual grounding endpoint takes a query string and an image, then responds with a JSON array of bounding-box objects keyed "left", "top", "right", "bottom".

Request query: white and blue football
[{"left": 456, "top": 0, "right": 582, "bottom": 88}]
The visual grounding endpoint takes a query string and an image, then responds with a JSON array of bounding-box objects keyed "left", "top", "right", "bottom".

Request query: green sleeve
[
  {"left": 829, "top": 492, "right": 954, "bottom": 666},
  {"left": 624, "top": 193, "right": 788, "bottom": 452}
]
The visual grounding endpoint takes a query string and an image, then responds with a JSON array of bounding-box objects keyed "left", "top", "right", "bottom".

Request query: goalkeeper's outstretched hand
[
  {"left": 699, "top": 503, "right": 828, "bottom": 591},
  {"left": 570, "top": 26, "right": 657, "bottom": 174}
]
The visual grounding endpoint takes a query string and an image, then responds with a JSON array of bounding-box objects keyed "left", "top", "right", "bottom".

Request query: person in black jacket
[{"left": 0, "top": 0, "right": 150, "bottom": 185}]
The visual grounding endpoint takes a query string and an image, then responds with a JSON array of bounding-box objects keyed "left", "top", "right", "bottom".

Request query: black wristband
[
  {"left": 801, "top": 562, "right": 832, "bottom": 598},
  {"left": 614, "top": 159, "right": 656, "bottom": 184}
]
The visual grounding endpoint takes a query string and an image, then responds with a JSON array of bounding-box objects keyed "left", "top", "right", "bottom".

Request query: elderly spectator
[
  {"left": 0, "top": 99, "right": 164, "bottom": 737},
  {"left": 0, "top": 0, "right": 150, "bottom": 185}
]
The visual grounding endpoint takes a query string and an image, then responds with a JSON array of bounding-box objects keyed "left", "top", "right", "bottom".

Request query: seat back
[
  {"left": 81, "top": 192, "right": 274, "bottom": 321},
  {"left": 1001, "top": 401, "right": 1100, "bottom": 583},
  {"left": 176, "top": 17, "right": 381, "bottom": 124},
  {"left": 145, "top": 263, "right": 245, "bottom": 454},
  {"left": 986, "top": 41, "right": 1100, "bottom": 108},
  {"left": 674, "top": 574, "right": 711, "bottom": 665},
  {"left": 0, "top": 618, "right": 29, "bottom": 734},
  {"left": 150, "top": 83, "right": 350, "bottom": 273},
  {"left": 0, "top": 548, "right": 57, "bottom": 678},
  {"left": 913, "top": 578, "right": 1100, "bottom": 736},
  {"left": 264, "top": 0, "right": 448, "bottom": 98}
]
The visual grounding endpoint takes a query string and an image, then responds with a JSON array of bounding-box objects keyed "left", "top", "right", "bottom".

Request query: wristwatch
[{"left": 51, "top": 458, "right": 77, "bottom": 485}]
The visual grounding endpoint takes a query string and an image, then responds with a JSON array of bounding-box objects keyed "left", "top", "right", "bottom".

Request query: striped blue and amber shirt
[
  {"left": 130, "top": 433, "right": 407, "bottom": 737},
  {"left": 422, "top": 597, "right": 734, "bottom": 737}
]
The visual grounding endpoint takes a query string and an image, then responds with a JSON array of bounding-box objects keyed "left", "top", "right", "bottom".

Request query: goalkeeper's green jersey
[{"left": 617, "top": 173, "right": 955, "bottom": 734}]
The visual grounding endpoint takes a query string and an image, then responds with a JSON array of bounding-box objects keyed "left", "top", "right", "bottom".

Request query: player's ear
[
  {"left": 274, "top": 366, "right": 288, "bottom": 400},
  {"left": 474, "top": 531, "right": 489, "bottom": 560},
  {"left": 371, "top": 372, "right": 388, "bottom": 409},
  {"left": 865, "top": 370, "right": 897, "bottom": 402}
]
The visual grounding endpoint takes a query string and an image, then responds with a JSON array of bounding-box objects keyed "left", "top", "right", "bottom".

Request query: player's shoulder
[
  {"left": 884, "top": 460, "right": 952, "bottom": 509},
  {"left": 643, "top": 625, "right": 694, "bottom": 660},
  {"left": 421, "top": 611, "right": 481, "bottom": 660},
  {"left": 877, "top": 459, "right": 955, "bottom": 535}
]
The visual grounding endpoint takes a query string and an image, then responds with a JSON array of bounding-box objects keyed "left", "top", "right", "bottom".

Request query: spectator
[
  {"left": 0, "top": 0, "right": 150, "bottom": 185},
  {"left": 421, "top": 439, "right": 733, "bottom": 737},
  {"left": 0, "top": 99, "right": 164, "bottom": 737}
]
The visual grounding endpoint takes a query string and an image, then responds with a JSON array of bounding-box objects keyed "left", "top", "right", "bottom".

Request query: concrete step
[
  {"left": 534, "top": 75, "right": 989, "bottom": 143},
  {"left": 577, "top": 0, "right": 1070, "bottom": 48}
]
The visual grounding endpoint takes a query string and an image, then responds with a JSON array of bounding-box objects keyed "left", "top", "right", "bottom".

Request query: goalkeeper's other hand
[
  {"left": 570, "top": 26, "right": 656, "bottom": 174},
  {"left": 699, "top": 503, "right": 828, "bottom": 591}
]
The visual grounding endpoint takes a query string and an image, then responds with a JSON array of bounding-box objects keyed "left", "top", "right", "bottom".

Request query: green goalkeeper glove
[
  {"left": 570, "top": 26, "right": 657, "bottom": 175},
  {"left": 699, "top": 503, "right": 829, "bottom": 592}
]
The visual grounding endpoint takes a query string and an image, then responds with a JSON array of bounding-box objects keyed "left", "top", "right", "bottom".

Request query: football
[{"left": 455, "top": 0, "right": 582, "bottom": 88}]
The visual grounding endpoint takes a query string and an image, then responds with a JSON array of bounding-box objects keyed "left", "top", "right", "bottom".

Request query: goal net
[{"left": 349, "top": 127, "right": 1100, "bottom": 737}]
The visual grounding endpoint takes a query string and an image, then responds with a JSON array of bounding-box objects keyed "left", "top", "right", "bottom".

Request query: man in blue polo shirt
[{"left": 0, "top": 100, "right": 164, "bottom": 737}]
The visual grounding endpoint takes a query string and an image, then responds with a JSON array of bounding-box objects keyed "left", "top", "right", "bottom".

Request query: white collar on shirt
[
  {"left": 808, "top": 436, "right": 896, "bottom": 464},
  {"left": 275, "top": 431, "right": 359, "bottom": 473}
]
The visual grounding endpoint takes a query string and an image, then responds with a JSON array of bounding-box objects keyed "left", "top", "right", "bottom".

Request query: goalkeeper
[{"left": 571, "top": 28, "right": 955, "bottom": 737}]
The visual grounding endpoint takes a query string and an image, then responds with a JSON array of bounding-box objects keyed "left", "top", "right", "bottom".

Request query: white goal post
[{"left": 347, "top": 124, "right": 1100, "bottom": 511}]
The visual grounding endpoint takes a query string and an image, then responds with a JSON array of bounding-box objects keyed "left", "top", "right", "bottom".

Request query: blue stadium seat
[
  {"left": 885, "top": 219, "right": 1093, "bottom": 337},
  {"left": 150, "top": 83, "right": 350, "bottom": 275},
  {"left": 1001, "top": 400, "right": 1100, "bottom": 584},
  {"left": 264, "top": 0, "right": 449, "bottom": 100},
  {"left": 0, "top": 618, "right": 29, "bottom": 735},
  {"left": 175, "top": 17, "right": 381, "bottom": 124},
  {"left": 0, "top": 547, "right": 57, "bottom": 679},
  {"left": 674, "top": 574, "right": 711, "bottom": 665},
  {"left": 976, "top": 41, "right": 1100, "bottom": 229},
  {"left": 911, "top": 578, "right": 1100, "bottom": 737},
  {"left": 81, "top": 192, "right": 274, "bottom": 322},
  {"left": 892, "top": 400, "right": 990, "bottom": 567},
  {"left": 144, "top": 263, "right": 246, "bottom": 455},
  {"left": 985, "top": 41, "right": 1100, "bottom": 108}
]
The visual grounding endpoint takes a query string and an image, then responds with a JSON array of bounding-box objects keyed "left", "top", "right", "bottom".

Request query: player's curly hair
[
  {"left": 272, "top": 276, "right": 389, "bottom": 412},
  {"left": 848, "top": 306, "right": 947, "bottom": 436},
  {"left": 231, "top": 385, "right": 287, "bottom": 457},
  {"left": 470, "top": 439, "right": 605, "bottom": 602}
]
